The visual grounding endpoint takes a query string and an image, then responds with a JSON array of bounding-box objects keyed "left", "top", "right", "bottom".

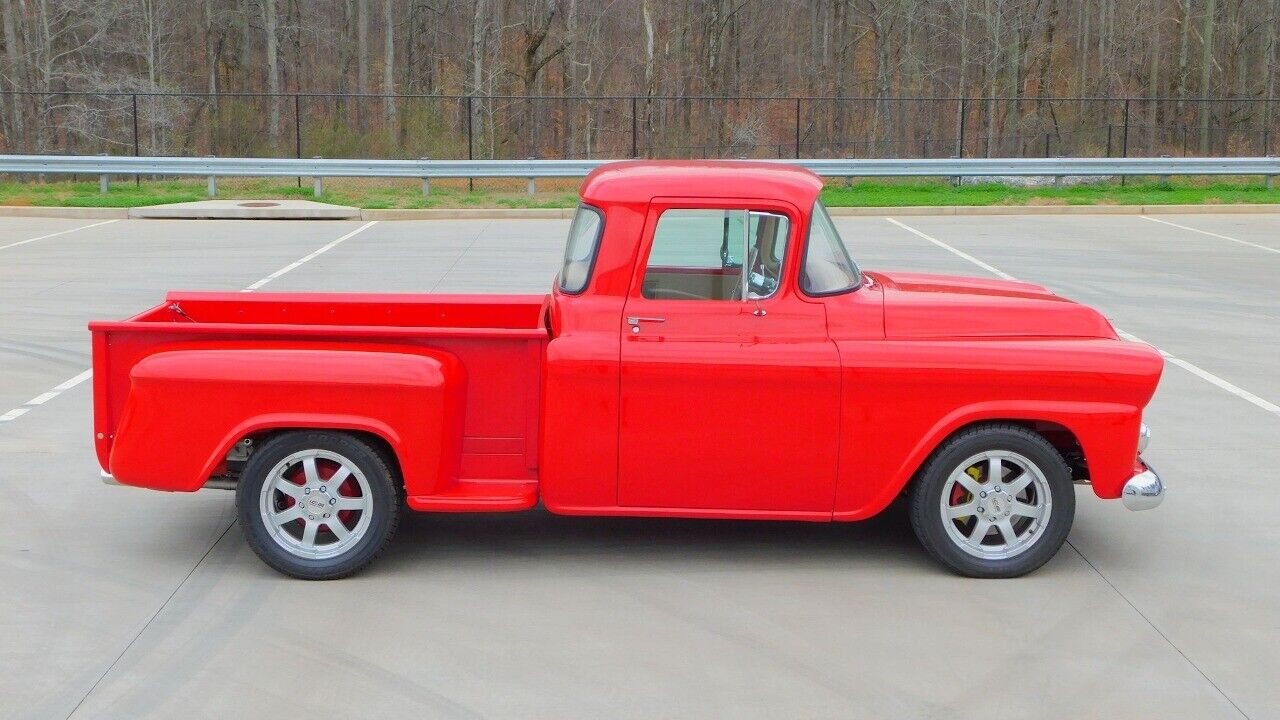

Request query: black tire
[
  {"left": 237, "top": 430, "right": 400, "bottom": 580},
  {"left": 908, "top": 424, "right": 1075, "bottom": 579}
]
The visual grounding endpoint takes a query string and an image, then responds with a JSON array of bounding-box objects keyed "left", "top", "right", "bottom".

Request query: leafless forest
[{"left": 1, "top": 0, "right": 1277, "bottom": 159}]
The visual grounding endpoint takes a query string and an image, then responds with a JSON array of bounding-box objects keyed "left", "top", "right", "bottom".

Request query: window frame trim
[
  {"left": 637, "top": 205, "right": 795, "bottom": 303},
  {"left": 798, "top": 200, "right": 863, "bottom": 298}
]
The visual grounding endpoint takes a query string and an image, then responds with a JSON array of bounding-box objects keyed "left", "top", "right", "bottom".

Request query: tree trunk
[
  {"left": 383, "top": 0, "right": 396, "bottom": 129},
  {"left": 357, "top": 0, "right": 369, "bottom": 132},
  {"left": 263, "top": 0, "right": 281, "bottom": 149},
  {"left": 1149, "top": 30, "right": 1160, "bottom": 154},
  {"left": 204, "top": 0, "right": 218, "bottom": 95},
  {"left": 1198, "top": 0, "right": 1216, "bottom": 154},
  {"left": 1267, "top": 0, "right": 1279, "bottom": 147},
  {"left": 467, "top": 0, "right": 485, "bottom": 157},
  {"left": 1175, "top": 0, "right": 1190, "bottom": 112},
  {"left": 642, "top": 0, "right": 656, "bottom": 140},
  {"left": 565, "top": 0, "right": 578, "bottom": 157},
  {"left": 1, "top": 0, "right": 25, "bottom": 151},
  {"left": 1035, "top": 0, "right": 1057, "bottom": 107}
]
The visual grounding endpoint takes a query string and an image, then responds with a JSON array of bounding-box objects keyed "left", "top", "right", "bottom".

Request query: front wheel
[
  {"left": 908, "top": 424, "right": 1075, "bottom": 578},
  {"left": 237, "top": 431, "right": 400, "bottom": 580}
]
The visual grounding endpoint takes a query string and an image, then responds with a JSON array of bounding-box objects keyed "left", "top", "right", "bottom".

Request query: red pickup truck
[{"left": 91, "top": 161, "right": 1164, "bottom": 580}]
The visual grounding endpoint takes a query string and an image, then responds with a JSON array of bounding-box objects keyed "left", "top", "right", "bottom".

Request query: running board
[{"left": 407, "top": 479, "right": 538, "bottom": 512}]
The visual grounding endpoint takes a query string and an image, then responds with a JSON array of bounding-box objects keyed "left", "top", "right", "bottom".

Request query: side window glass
[{"left": 642, "top": 209, "right": 788, "bottom": 301}]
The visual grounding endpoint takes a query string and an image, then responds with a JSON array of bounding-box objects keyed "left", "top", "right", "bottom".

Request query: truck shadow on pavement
[{"left": 373, "top": 499, "right": 932, "bottom": 574}]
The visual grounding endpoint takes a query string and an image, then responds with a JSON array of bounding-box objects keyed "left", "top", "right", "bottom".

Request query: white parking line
[
  {"left": 0, "top": 219, "right": 119, "bottom": 251},
  {"left": 1141, "top": 215, "right": 1280, "bottom": 255},
  {"left": 885, "top": 218, "right": 1017, "bottom": 280},
  {"left": 1, "top": 221, "right": 379, "bottom": 425},
  {"left": 0, "top": 369, "right": 92, "bottom": 423},
  {"left": 243, "top": 220, "right": 378, "bottom": 291},
  {"left": 886, "top": 217, "right": 1280, "bottom": 417}
]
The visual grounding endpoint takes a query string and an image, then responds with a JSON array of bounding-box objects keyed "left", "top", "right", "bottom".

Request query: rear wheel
[
  {"left": 237, "top": 431, "right": 400, "bottom": 580},
  {"left": 909, "top": 424, "right": 1075, "bottom": 578}
]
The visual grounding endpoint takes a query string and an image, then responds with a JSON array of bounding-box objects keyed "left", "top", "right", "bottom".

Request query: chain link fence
[{"left": 2, "top": 92, "right": 1277, "bottom": 195}]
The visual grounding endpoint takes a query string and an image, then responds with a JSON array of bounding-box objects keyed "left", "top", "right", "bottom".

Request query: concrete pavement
[{"left": 1, "top": 213, "right": 1277, "bottom": 719}]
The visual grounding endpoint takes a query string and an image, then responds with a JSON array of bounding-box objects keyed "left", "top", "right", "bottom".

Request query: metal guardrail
[{"left": 1, "top": 154, "right": 1277, "bottom": 196}]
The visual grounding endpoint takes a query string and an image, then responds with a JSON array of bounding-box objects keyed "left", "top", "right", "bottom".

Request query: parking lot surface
[{"left": 2, "top": 212, "right": 1277, "bottom": 719}]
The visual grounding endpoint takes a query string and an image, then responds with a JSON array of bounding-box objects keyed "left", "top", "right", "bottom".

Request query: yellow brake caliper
[{"left": 960, "top": 466, "right": 983, "bottom": 515}]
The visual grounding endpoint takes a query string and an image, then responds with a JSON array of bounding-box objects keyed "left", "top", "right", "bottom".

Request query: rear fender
[{"left": 108, "top": 348, "right": 465, "bottom": 495}]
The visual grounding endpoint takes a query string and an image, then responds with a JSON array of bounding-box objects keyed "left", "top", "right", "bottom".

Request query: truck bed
[{"left": 90, "top": 291, "right": 549, "bottom": 508}]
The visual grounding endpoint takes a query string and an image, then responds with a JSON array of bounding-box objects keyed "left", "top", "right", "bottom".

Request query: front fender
[
  {"left": 835, "top": 400, "right": 1142, "bottom": 521},
  {"left": 109, "top": 348, "right": 465, "bottom": 496}
]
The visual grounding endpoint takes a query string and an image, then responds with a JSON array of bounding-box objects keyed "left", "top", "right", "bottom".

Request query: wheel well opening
[
  {"left": 225, "top": 428, "right": 405, "bottom": 489},
  {"left": 927, "top": 419, "right": 1089, "bottom": 483}
]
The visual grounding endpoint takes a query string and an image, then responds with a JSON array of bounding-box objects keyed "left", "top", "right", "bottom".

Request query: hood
[{"left": 868, "top": 271, "right": 1117, "bottom": 340}]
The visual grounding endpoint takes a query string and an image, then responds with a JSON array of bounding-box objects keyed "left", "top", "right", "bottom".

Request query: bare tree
[
  {"left": 264, "top": 0, "right": 281, "bottom": 148},
  {"left": 383, "top": 0, "right": 395, "bottom": 127},
  {"left": 1200, "top": 0, "right": 1218, "bottom": 152}
]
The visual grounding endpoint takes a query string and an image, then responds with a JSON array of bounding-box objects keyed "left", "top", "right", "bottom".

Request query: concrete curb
[
  {"left": 360, "top": 207, "right": 575, "bottom": 220},
  {"left": 0, "top": 206, "right": 128, "bottom": 219},
  {"left": 1, "top": 203, "right": 1278, "bottom": 221},
  {"left": 824, "top": 203, "right": 1280, "bottom": 217}
]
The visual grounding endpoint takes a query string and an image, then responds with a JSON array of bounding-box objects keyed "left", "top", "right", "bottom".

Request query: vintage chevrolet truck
[{"left": 91, "top": 161, "right": 1165, "bottom": 580}]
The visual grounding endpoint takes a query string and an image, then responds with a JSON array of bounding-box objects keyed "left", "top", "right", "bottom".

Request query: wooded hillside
[{"left": 1, "top": 0, "right": 1276, "bottom": 159}]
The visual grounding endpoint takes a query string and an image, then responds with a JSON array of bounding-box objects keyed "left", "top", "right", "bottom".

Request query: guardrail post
[
  {"left": 98, "top": 153, "right": 109, "bottom": 193},
  {"left": 420, "top": 156, "right": 430, "bottom": 196},
  {"left": 526, "top": 157, "right": 536, "bottom": 195},
  {"left": 1159, "top": 154, "right": 1171, "bottom": 187},
  {"left": 206, "top": 155, "right": 217, "bottom": 197},
  {"left": 312, "top": 156, "right": 323, "bottom": 197},
  {"left": 1053, "top": 156, "right": 1065, "bottom": 188},
  {"left": 1267, "top": 154, "right": 1275, "bottom": 191}
]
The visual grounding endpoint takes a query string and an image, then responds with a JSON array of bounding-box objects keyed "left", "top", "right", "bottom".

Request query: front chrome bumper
[{"left": 1122, "top": 461, "right": 1165, "bottom": 511}]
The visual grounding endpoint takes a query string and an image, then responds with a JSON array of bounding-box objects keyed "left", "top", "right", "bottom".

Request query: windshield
[
  {"left": 557, "top": 204, "right": 604, "bottom": 294},
  {"left": 800, "top": 201, "right": 861, "bottom": 295}
]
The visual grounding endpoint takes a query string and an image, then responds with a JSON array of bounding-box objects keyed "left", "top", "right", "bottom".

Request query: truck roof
[{"left": 580, "top": 160, "right": 824, "bottom": 209}]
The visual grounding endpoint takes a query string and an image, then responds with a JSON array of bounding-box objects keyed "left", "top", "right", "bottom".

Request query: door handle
[
  {"left": 626, "top": 316, "right": 666, "bottom": 325},
  {"left": 626, "top": 316, "right": 665, "bottom": 334}
]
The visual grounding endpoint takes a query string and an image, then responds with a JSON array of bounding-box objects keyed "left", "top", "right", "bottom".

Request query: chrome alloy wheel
[
  {"left": 939, "top": 450, "right": 1052, "bottom": 560},
  {"left": 258, "top": 449, "right": 373, "bottom": 560}
]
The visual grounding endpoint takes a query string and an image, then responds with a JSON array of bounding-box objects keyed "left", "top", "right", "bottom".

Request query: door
[{"left": 617, "top": 201, "right": 841, "bottom": 513}]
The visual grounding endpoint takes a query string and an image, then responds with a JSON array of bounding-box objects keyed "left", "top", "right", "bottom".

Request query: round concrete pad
[{"left": 128, "top": 199, "right": 359, "bottom": 220}]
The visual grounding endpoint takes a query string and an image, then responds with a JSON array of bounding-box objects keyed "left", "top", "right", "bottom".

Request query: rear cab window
[{"left": 557, "top": 205, "right": 604, "bottom": 294}]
